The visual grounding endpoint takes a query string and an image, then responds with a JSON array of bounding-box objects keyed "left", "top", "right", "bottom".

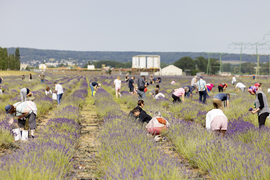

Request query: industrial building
[{"left": 132, "top": 55, "right": 160, "bottom": 69}]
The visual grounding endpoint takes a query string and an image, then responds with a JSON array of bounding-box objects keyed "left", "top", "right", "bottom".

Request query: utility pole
[{"left": 207, "top": 54, "right": 211, "bottom": 75}]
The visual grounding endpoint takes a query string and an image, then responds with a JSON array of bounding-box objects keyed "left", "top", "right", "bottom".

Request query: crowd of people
[
  {"left": 90, "top": 74, "right": 268, "bottom": 140},
  {"left": 3, "top": 72, "right": 65, "bottom": 140}
]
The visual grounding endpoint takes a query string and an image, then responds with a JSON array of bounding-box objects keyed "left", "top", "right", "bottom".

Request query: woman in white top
[
  {"left": 45, "top": 86, "right": 52, "bottom": 96},
  {"left": 154, "top": 90, "right": 165, "bottom": 100},
  {"left": 206, "top": 108, "right": 228, "bottom": 137},
  {"left": 113, "top": 76, "right": 121, "bottom": 98}
]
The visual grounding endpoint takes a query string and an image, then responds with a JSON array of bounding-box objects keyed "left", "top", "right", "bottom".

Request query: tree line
[
  {"left": 0, "top": 47, "right": 20, "bottom": 70},
  {"left": 173, "top": 56, "right": 270, "bottom": 75}
]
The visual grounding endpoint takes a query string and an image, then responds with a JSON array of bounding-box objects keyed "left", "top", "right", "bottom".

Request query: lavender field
[{"left": 0, "top": 74, "right": 270, "bottom": 180}]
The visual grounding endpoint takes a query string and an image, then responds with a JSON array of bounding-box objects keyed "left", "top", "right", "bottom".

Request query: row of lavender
[
  {"left": 98, "top": 75, "right": 270, "bottom": 179},
  {"left": 0, "top": 75, "right": 80, "bottom": 146},
  {"left": 91, "top": 75, "right": 190, "bottom": 179},
  {"left": 0, "top": 76, "right": 88, "bottom": 179},
  {"left": 117, "top": 75, "right": 270, "bottom": 179}
]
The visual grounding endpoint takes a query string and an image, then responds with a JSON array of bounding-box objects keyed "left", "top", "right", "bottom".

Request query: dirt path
[{"left": 71, "top": 95, "right": 103, "bottom": 180}]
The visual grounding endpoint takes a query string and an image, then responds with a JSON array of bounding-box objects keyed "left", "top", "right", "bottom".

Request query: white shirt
[
  {"left": 155, "top": 93, "right": 165, "bottom": 100},
  {"left": 206, "top": 109, "right": 226, "bottom": 130},
  {"left": 236, "top": 82, "right": 245, "bottom": 88},
  {"left": 55, "top": 84, "right": 64, "bottom": 94},
  {"left": 45, "top": 90, "right": 52, "bottom": 96},
  {"left": 114, "top": 79, "right": 121, "bottom": 88},
  {"left": 191, "top": 78, "right": 196, "bottom": 86},
  {"left": 232, "top": 77, "right": 236, "bottom": 82}
]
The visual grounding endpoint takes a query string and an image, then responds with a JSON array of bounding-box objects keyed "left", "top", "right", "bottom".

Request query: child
[{"left": 45, "top": 86, "right": 52, "bottom": 96}]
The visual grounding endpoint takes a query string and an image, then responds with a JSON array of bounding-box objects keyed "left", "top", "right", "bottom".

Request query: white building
[
  {"left": 39, "top": 64, "right": 47, "bottom": 70},
  {"left": 20, "top": 63, "right": 29, "bottom": 70},
  {"left": 87, "top": 65, "right": 95, "bottom": 70},
  {"left": 155, "top": 65, "right": 182, "bottom": 76},
  {"left": 132, "top": 55, "right": 160, "bottom": 69}
]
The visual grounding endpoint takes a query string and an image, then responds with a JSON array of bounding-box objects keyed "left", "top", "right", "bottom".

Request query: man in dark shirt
[
  {"left": 132, "top": 108, "right": 152, "bottom": 124},
  {"left": 129, "top": 76, "right": 135, "bottom": 94},
  {"left": 89, "top": 82, "right": 101, "bottom": 97}
]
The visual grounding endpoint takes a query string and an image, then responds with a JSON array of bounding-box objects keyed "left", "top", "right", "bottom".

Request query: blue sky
[{"left": 1, "top": 0, "right": 270, "bottom": 54}]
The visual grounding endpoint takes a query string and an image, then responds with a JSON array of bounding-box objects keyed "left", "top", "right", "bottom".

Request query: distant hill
[{"left": 6, "top": 47, "right": 269, "bottom": 65}]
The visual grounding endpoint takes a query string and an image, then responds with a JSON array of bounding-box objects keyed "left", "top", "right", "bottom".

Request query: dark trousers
[
  {"left": 172, "top": 94, "right": 181, "bottom": 103},
  {"left": 199, "top": 90, "right": 207, "bottom": 104},
  {"left": 18, "top": 112, "right": 36, "bottom": 129},
  {"left": 218, "top": 86, "right": 223, "bottom": 92},
  {"left": 258, "top": 113, "right": 269, "bottom": 128}
]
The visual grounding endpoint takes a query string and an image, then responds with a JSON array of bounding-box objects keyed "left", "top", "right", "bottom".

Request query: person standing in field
[
  {"left": 29, "top": 73, "right": 32, "bottom": 81},
  {"left": 39, "top": 72, "right": 45, "bottom": 83},
  {"left": 253, "top": 74, "right": 256, "bottom": 80},
  {"left": 235, "top": 82, "right": 246, "bottom": 92},
  {"left": 113, "top": 76, "right": 121, "bottom": 98},
  {"left": 20, "top": 88, "right": 32, "bottom": 102},
  {"left": 137, "top": 76, "right": 147, "bottom": 100},
  {"left": 0, "top": 77, "right": 3, "bottom": 84},
  {"left": 22, "top": 75, "right": 25, "bottom": 80},
  {"left": 212, "top": 93, "right": 230, "bottom": 111},
  {"left": 89, "top": 82, "right": 101, "bottom": 97},
  {"left": 196, "top": 76, "right": 208, "bottom": 104},
  {"left": 128, "top": 76, "right": 135, "bottom": 94},
  {"left": 206, "top": 108, "right": 228, "bottom": 137},
  {"left": 191, "top": 76, "right": 198, "bottom": 93},
  {"left": 248, "top": 86, "right": 270, "bottom": 128},
  {"left": 232, "top": 75, "right": 236, "bottom": 85},
  {"left": 54, "top": 82, "right": 64, "bottom": 106},
  {"left": 5, "top": 101, "right": 37, "bottom": 138}
]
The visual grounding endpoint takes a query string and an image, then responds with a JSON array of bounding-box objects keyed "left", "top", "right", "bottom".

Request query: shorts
[
  {"left": 129, "top": 87, "right": 134, "bottom": 92},
  {"left": 115, "top": 86, "right": 120, "bottom": 91},
  {"left": 211, "top": 115, "right": 228, "bottom": 131}
]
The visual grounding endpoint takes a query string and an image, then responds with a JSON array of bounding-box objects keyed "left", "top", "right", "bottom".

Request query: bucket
[
  {"left": 12, "top": 128, "right": 21, "bottom": 141},
  {"left": 21, "top": 130, "right": 28, "bottom": 141}
]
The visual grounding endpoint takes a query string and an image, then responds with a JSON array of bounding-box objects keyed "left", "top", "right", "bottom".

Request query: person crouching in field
[
  {"left": 235, "top": 82, "right": 246, "bottom": 92},
  {"left": 218, "top": 83, "right": 227, "bottom": 92},
  {"left": 5, "top": 101, "right": 37, "bottom": 138},
  {"left": 20, "top": 88, "right": 32, "bottom": 102},
  {"left": 131, "top": 107, "right": 152, "bottom": 124},
  {"left": 45, "top": 86, "right": 52, "bottom": 96},
  {"left": 212, "top": 93, "right": 230, "bottom": 111},
  {"left": 113, "top": 76, "right": 121, "bottom": 98},
  {"left": 206, "top": 108, "right": 228, "bottom": 137},
  {"left": 183, "top": 86, "right": 194, "bottom": 98},
  {"left": 248, "top": 86, "right": 270, "bottom": 128},
  {"left": 146, "top": 111, "right": 170, "bottom": 141},
  {"left": 172, "top": 87, "right": 188, "bottom": 103}
]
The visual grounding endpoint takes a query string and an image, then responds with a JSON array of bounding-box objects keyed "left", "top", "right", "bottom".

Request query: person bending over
[
  {"left": 206, "top": 108, "right": 228, "bottom": 137},
  {"left": 212, "top": 93, "right": 230, "bottom": 111},
  {"left": 20, "top": 88, "right": 32, "bottom": 102},
  {"left": 235, "top": 82, "right": 246, "bottom": 92},
  {"left": 132, "top": 108, "right": 152, "bottom": 124},
  {"left": 183, "top": 86, "right": 194, "bottom": 98},
  {"left": 172, "top": 87, "right": 188, "bottom": 103},
  {"left": 90, "top": 82, "right": 101, "bottom": 97},
  {"left": 218, "top": 83, "right": 227, "bottom": 92}
]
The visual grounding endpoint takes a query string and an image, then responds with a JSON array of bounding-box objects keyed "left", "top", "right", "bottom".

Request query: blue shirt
[
  {"left": 214, "top": 93, "right": 229, "bottom": 101},
  {"left": 196, "top": 79, "right": 206, "bottom": 91},
  {"left": 183, "top": 86, "right": 193, "bottom": 94}
]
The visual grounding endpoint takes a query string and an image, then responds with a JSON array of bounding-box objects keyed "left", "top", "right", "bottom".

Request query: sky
[{"left": 1, "top": 0, "right": 270, "bottom": 54}]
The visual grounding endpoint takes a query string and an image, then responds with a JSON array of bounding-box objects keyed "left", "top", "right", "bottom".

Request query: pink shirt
[
  {"left": 173, "top": 88, "right": 185, "bottom": 97},
  {"left": 207, "top": 84, "right": 214, "bottom": 91}
]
